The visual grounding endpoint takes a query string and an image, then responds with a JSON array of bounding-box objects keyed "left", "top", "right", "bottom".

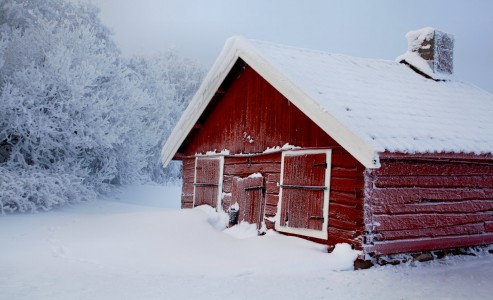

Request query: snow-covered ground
[{"left": 1, "top": 185, "right": 492, "bottom": 300}]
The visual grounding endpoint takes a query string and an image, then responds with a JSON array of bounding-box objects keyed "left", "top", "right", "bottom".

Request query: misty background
[{"left": 90, "top": 0, "right": 493, "bottom": 93}]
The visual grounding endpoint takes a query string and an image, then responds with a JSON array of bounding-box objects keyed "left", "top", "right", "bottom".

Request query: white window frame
[
  {"left": 193, "top": 155, "right": 225, "bottom": 211},
  {"left": 275, "top": 149, "right": 331, "bottom": 240}
]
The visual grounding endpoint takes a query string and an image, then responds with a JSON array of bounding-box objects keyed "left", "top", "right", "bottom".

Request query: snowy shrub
[
  {"left": 0, "top": 165, "right": 96, "bottom": 213},
  {"left": 0, "top": 0, "right": 204, "bottom": 212}
]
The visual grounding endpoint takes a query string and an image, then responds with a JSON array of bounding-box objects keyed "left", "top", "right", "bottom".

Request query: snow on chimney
[{"left": 397, "top": 27, "right": 455, "bottom": 80}]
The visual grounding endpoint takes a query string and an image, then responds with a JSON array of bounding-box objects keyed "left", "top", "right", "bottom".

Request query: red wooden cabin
[{"left": 161, "top": 28, "right": 493, "bottom": 259}]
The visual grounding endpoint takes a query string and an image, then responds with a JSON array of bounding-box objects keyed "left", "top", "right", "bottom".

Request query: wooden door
[
  {"left": 231, "top": 175, "right": 265, "bottom": 229},
  {"left": 279, "top": 152, "right": 329, "bottom": 232},
  {"left": 194, "top": 157, "right": 223, "bottom": 208}
]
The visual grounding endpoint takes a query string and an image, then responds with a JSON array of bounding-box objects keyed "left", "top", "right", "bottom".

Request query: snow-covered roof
[{"left": 161, "top": 37, "right": 493, "bottom": 168}]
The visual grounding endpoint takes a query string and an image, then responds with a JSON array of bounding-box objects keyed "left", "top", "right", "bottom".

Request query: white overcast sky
[{"left": 88, "top": 0, "right": 493, "bottom": 93}]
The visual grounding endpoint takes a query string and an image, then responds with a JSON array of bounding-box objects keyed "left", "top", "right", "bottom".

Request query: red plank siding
[
  {"left": 368, "top": 233, "right": 493, "bottom": 255},
  {"left": 180, "top": 65, "right": 339, "bottom": 156},
  {"left": 364, "top": 157, "right": 493, "bottom": 256}
]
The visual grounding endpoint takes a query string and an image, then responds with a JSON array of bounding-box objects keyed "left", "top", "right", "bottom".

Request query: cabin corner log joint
[{"left": 162, "top": 34, "right": 493, "bottom": 258}]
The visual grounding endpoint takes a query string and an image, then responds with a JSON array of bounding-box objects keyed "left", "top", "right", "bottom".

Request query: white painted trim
[
  {"left": 192, "top": 155, "right": 224, "bottom": 211},
  {"left": 161, "top": 37, "right": 380, "bottom": 169},
  {"left": 275, "top": 149, "right": 332, "bottom": 240}
]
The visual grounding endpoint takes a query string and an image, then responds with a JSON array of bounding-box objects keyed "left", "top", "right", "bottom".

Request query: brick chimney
[{"left": 397, "top": 27, "right": 455, "bottom": 79}]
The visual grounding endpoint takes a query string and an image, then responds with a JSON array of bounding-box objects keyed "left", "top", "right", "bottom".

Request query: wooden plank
[
  {"left": 329, "top": 202, "right": 363, "bottom": 225},
  {"left": 265, "top": 194, "right": 279, "bottom": 206},
  {"left": 224, "top": 163, "right": 280, "bottom": 176},
  {"left": 328, "top": 227, "right": 359, "bottom": 244},
  {"left": 379, "top": 152, "right": 493, "bottom": 161},
  {"left": 182, "top": 167, "right": 195, "bottom": 180},
  {"left": 183, "top": 158, "right": 195, "bottom": 169},
  {"left": 328, "top": 217, "right": 361, "bottom": 230},
  {"left": 330, "top": 191, "right": 362, "bottom": 205},
  {"left": 374, "top": 175, "right": 493, "bottom": 189},
  {"left": 368, "top": 188, "right": 493, "bottom": 205},
  {"left": 331, "top": 154, "right": 358, "bottom": 168},
  {"left": 266, "top": 173, "right": 280, "bottom": 182},
  {"left": 486, "top": 221, "right": 493, "bottom": 232},
  {"left": 374, "top": 223, "right": 486, "bottom": 241},
  {"left": 331, "top": 166, "right": 358, "bottom": 178},
  {"left": 181, "top": 195, "right": 193, "bottom": 204},
  {"left": 372, "top": 200, "right": 493, "bottom": 215},
  {"left": 376, "top": 161, "right": 493, "bottom": 176},
  {"left": 224, "top": 154, "right": 281, "bottom": 165},
  {"left": 373, "top": 212, "right": 493, "bottom": 231},
  {"left": 330, "top": 177, "right": 364, "bottom": 193},
  {"left": 223, "top": 175, "right": 233, "bottom": 193},
  {"left": 264, "top": 204, "right": 278, "bottom": 217},
  {"left": 182, "top": 202, "right": 194, "bottom": 209},
  {"left": 265, "top": 181, "right": 279, "bottom": 194},
  {"left": 366, "top": 233, "right": 493, "bottom": 255},
  {"left": 182, "top": 182, "right": 194, "bottom": 196}
]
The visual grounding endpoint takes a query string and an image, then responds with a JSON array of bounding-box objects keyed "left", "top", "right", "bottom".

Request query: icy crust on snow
[{"left": 246, "top": 38, "right": 493, "bottom": 155}]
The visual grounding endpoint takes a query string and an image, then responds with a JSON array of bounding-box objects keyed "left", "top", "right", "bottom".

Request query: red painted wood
[
  {"left": 222, "top": 175, "right": 233, "bottom": 193},
  {"left": 180, "top": 66, "right": 339, "bottom": 156},
  {"left": 376, "top": 161, "right": 493, "bottom": 176},
  {"left": 182, "top": 195, "right": 193, "bottom": 205},
  {"left": 182, "top": 182, "right": 194, "bottom": 196},
  {"left": 194, "top": 158, "right": 221, "bottom": 208},
  {"left": 329, "top": 218, "right": 361, "bottom": 231},
  {"left": 375, "top": 175, "right": 493, "bottom": 188},
  {"left": 330, "top": 191, "right": 362, "bottom": 205},
  {"left": 329, "top": 202, "right": 363, "bottom": 226},
  {"left": 182, "top": 202, "right": 194, "bottom": 209},
  {"left": 175, "top": 63, "right": 366, "bottom": 249},
  {"left": 374, "top": 223, "right": 486, "bottom": 241},
  {"left": 486, "top": 221, "right": 493, "bottom": 232},
  {"left": 265, "top": 181, "right": 279, "bottom": 194},
  {"left": 331, "top": 153, "right": 359, "bottom": 168},
  {"left": 379, "top": 152, "right": 493, "bottom": 161},
  {"left": 231, "top": 175, "right": 265, "bottom": 229},
  {"left": 373, "top": 213, "right": 493, "bottom": 231},
  {"left": 264, "top": 204, "right": 277, "bottom": 217},
  {"left": 330, "top": 177, "right": 363, "bottom": 193},
  {"left": 280, "top": 153, "right": 326, "bottom": 230},
  {"left": 224, "top": 163, "right": 279, "bottom": 176},
  {"left": 372, "top": 200, "right": 493, "bottom": 215},
  {"left": 364, "top": 157, "right": 493, "bottom": 256},
  {"left": 224, "top": 154, "right": 281, "bottom": 165},
  {"left": 331, "top": 166, "right": 359, "bottom": 178},
  {"left": 265, "top": 194, "right": 279, "bottom": 206},
  {"left": 368, "top": 188, "right": 493, "bottom": 205},
  {"left": 367, "top": 233, "right": 493, "bottom": 255},
  {"left": 266, "top": 173, "right": 280, "bottom": 183}
]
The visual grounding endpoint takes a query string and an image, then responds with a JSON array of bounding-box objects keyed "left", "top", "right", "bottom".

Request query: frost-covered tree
[
  {"left": 127, "top": 52, "right": 204, "bottom": 182},
  {"left": 0, "top": 0, "right": 204, "bottom": 213}
]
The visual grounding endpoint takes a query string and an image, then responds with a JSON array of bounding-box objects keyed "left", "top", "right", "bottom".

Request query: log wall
[{"left": 364, "top": 155, "right": 493, "bottom": 256}]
